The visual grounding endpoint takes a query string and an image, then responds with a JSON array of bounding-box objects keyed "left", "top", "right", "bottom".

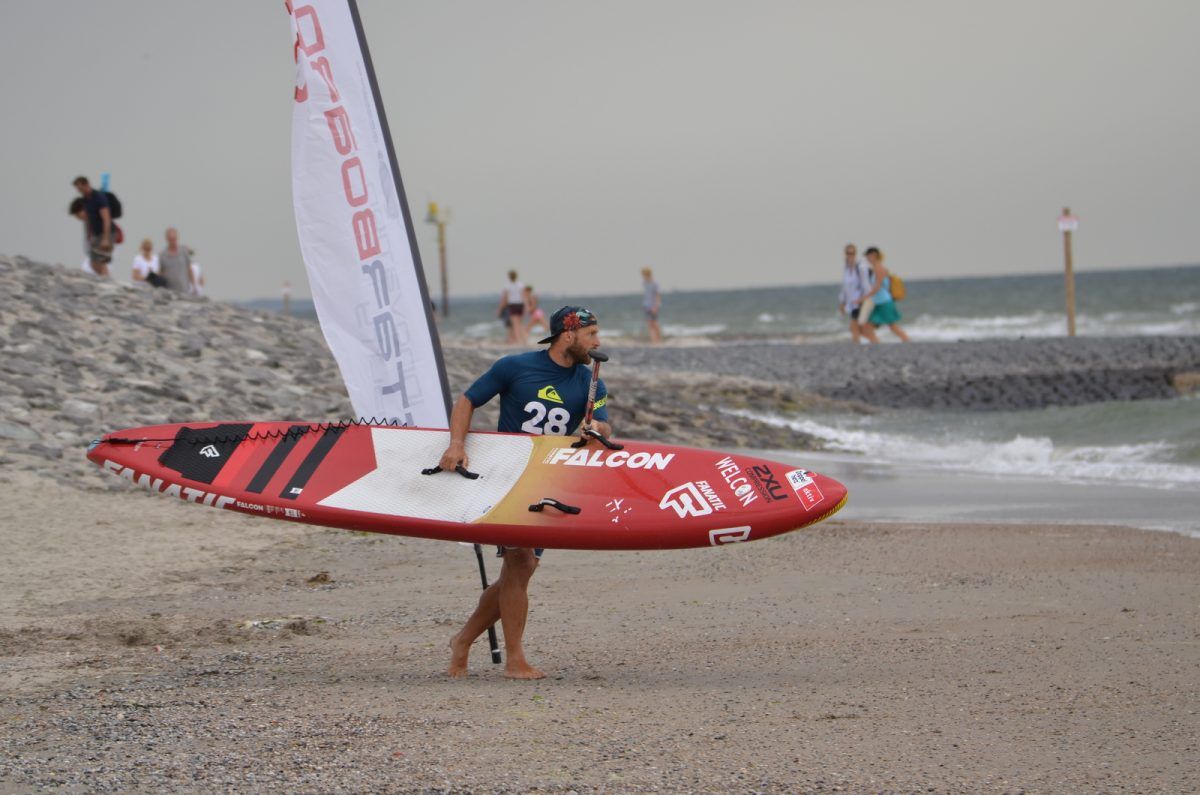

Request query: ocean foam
[{"left": 730, "top": 409, "right": 1200, "bottom": 490}]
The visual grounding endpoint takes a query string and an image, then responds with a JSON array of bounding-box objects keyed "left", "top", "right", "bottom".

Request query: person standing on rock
[
  {"left": 838, "top": 243, "right": 875, "bottom": 343},
  {"left": 641, "top": 267, "right": 662, "bottom": 344},
  {"left": 438, "top": 306, "right": 613, "bottom": 680},
  {"left": 158, "top": 228, "right": 194, "bottom": 293},
  {"left": 498, "top": 270, "right": 527, "bottom": 344},
  {"left": 186, "top": 248, "right": 206, "bottom": 297},
  {"left": 71, "top": 177, "right": 113, "bottom": 277},
  {"left": 130, "top": 238, "right": 163, "bottom": 286},
  {"left": 859, "top": 247, "right": 909, "bottom": 343}
]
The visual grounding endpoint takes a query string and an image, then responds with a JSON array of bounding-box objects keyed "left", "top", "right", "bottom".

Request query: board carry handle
[
  {"left": 528, "top": 498, "right": 582, "bottom": 515},
  {"left": 420, "top": 464, "right": 481, "bottom": 480},
  {"left": 570, "top": 427, "right": 624, "bottom": 451}
]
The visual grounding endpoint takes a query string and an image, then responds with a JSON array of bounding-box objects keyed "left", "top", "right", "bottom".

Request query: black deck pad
[{"left": 157, "top": 423, "right": 254, "bottom": 485}]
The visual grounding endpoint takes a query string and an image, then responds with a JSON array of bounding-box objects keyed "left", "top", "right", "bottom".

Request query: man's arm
[
  {"left": 438, "top": 395, "right": 476, "bottom": 470},
  {"left": 862, "top": 262, "right": 884, "bottom": 299},
  {"left": 99, "top": 206, "right": 112, "bottom": 247}
]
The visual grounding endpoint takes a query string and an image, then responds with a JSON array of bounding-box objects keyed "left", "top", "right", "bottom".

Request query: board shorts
[
  {"left": 644, "top": 308, "right": 658, "bottom": 321},
  {"left": 506, "top": 302, "right": 525, "bottom": 318},
  {"left": 497, "top": 546, "right": 544, "bottom": 559},
  {"left": 869, "top": 301, "right": 902, "bottom": 326},
  {"left": 849, "top": 307, "right": 861, "bottom": 320},
  {"left": 88, "top": 236, "right": 113, "bottom": 265}
]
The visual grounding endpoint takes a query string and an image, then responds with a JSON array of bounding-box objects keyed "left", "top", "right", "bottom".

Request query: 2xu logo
[
  {"left": 786, "top": 469, "right": 825, "bottom": 512},
  {"left": 747, "top": 464, "right": 789, "bottom": 502}
]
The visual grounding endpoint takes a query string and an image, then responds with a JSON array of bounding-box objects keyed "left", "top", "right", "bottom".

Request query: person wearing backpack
[
  {"left": 72, "top": 176, "right": 115, "bottom": 277},
  {"left": 859, "top": 247, "right": 910, "bottom": 342}
]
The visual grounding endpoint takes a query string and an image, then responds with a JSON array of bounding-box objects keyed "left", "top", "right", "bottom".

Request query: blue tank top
[
  {"left": 464, "top": 350, "right": 609, "bottom": 435},
  {"left": 874, "top": 275, "right": 893, "bottom": 305}
]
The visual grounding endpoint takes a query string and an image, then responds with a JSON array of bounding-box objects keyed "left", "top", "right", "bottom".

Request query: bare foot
[
  {"left": 447, "top": 632, "right": 471, "bottom": 678},
  {"left": 503, "top": 661, "right": 546, "bottom": 680}
]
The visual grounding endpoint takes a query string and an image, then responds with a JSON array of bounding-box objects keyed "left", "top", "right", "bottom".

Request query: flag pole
[{"left": 344, "top": 0, "right": 500, "bottom": 663}]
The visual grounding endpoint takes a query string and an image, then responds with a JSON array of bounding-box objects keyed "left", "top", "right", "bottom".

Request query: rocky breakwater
[
  {"left": 612, "top": 336, "right": 1200, "bottom": 411},
  {"left": 0, "top": 255, "right": 833, "bottom": 491}
]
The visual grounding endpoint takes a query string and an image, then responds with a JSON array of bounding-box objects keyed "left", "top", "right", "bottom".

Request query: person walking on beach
[
  {"left": 641, "top": 267, "right": 662, "bottom": 344},
  {"left": 71, "top": 176, "right": 114, "bottom": 277},
  {"left": 498, "top": 270, "right": 527, "bottom": 344},
  {"left": 439, "top": 306, "right": 612, "bottom": 680},
  {"left": 859, "top": 247, "right": 909, "bottom": 342},
  {"left": 158, "top": 228, "right": 194, "bottom": 294},
  {"left": 837, "top": 244, "right": 874, "bottom": 343}
]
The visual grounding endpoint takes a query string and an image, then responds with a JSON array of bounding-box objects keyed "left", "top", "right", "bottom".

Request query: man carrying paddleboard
[{"left": 439, "top": 306, "right": 613, "bottom": 679}]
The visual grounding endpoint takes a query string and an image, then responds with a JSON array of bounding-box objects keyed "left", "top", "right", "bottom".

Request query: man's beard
[{"left": 567, "top": 339, "right": 592, "bottom": 365}]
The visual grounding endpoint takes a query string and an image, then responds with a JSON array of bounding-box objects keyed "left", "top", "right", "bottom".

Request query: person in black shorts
[
  {"left": 441, "top": 306, "right": 613, "bottom": 679},
  {"left": 498, "top": 269, "right": 527, "bottom": 344}
]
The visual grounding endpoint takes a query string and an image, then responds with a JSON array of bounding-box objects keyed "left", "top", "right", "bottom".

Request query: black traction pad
[{"left": 157, "top": 424, "right": 254, "bottom": 485}]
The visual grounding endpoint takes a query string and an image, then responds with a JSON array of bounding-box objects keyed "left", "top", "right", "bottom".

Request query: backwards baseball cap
[{"left": 537, "top": 306, "right": 598, "bottom": 344}]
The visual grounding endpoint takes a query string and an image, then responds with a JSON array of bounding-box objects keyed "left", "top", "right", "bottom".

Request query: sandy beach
[
  {"left": 3, "top": 468, "right": 1198, "bottom": 792},
  {"left": 2, "top": 256, "right": 1199, "bottom": 791}
]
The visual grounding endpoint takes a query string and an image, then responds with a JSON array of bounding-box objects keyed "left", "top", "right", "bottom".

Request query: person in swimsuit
[
  {"left": 440, "top": 306, "right": 613, "bottom": 679},
  {"left": 524, "top": 285, "right": 547, "bottom": 336}
]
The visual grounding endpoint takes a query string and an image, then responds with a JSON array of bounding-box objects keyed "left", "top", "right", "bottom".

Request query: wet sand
[{"left": 2, "top": 467, "right": 1198, "bottom": 792}]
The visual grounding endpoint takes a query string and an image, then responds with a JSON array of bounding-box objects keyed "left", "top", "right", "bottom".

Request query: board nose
[{"left": 811, "top": 472, "right": 849, "bottom": 518}]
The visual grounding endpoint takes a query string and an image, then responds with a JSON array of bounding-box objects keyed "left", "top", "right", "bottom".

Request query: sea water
[
  {"left": 434, "top": 264, "right": 1200, "bottom": 343},
  {"left": 255, "top": 265, "right": 1200, "bottom": 530}
]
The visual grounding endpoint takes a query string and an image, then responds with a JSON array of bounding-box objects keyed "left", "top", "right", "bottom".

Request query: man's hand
[
  {"left": 582, "top": 420, "right": 614, "bottom": 439},
  {"left": 439, "top": 440, "right": 468, "bottom": 471}
]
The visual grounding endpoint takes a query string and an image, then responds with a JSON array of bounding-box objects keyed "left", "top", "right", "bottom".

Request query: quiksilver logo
[{"left": 537, "top": 385, "right": 564, "bottom": 404}]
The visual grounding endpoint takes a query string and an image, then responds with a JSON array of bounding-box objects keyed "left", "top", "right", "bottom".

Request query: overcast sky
[{"left": 1, "top": 1, "right": 1197, "bottom": 301}]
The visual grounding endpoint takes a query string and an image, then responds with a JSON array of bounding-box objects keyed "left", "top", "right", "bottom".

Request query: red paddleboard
[{"left": 87, "top": 422, "right": 847, "bottom": 550}]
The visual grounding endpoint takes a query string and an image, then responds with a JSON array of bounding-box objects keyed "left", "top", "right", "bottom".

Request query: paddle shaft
[
  {"left": 472, "top": 543, "right": 503, "bottom": 664},
  {"left": 581, "top": 355, "right": 604, "bottom": 429}
]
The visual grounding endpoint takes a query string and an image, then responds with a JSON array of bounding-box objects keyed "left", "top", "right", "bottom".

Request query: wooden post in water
[
  {"left": 1058, "top": 207, "right": 1079, "bottom": 337},
  {"left": 425, "top": 202, "right": 449, "bottom": 318},
  {"left": 282, "top": 280, "right": 292, "bottom": 316}
]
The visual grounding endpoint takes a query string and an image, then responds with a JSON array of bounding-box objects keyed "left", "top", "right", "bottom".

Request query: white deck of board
[{"left": 318, "top": 428, "right": 533, "bottom": 523}]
